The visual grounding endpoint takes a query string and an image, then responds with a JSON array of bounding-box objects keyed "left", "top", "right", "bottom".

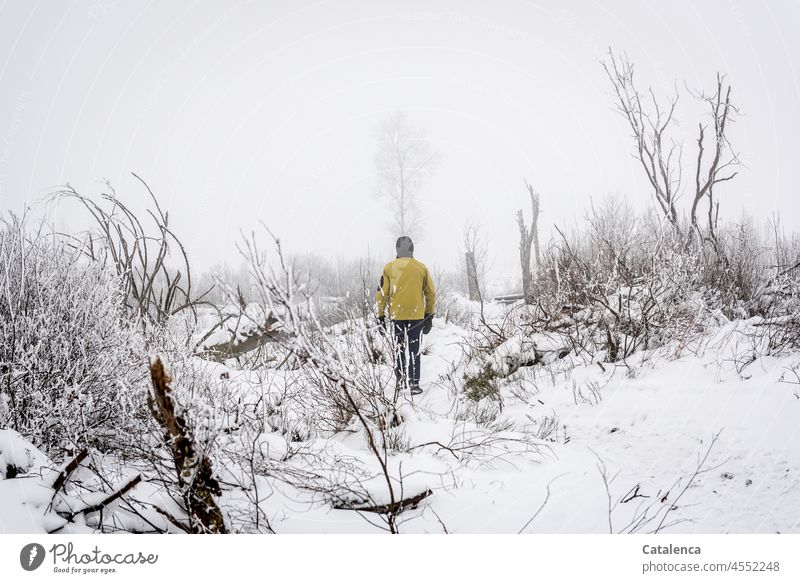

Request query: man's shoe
[{"left": 410, "top": 384, "right": 423, "bottom": 396}]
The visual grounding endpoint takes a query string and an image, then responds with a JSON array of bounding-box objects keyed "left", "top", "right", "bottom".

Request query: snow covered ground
[
  {"left": 241, "top": 315, "right": 800, "bottom": 534},
  {"left": 2, "top": 311, "right": 798, "bottom": 534}
]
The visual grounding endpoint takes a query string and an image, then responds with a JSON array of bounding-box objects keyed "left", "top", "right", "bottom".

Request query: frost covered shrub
[
  {"left": 522, "top": 240, "right": 702, "bottom": 361},
  {"left": 609, "top": 249, "right": 712, "bottom": 355},
  {"left": 699, "top": 218, "right": 768, "bottom": 318},
  {"left": 297, "top": 323, "right": 403, "bottom": 433},
  {"left": 528, "top": 201, "right": 748, "bottom": 360},
  {"left": 533, "top": 200, "right": 655, "bottom": 314},
  {"left": 0, "top": 217, "right": 147, "bottom": 455},
  {"left": 438, "top": 290, "right": 477, "bottom": 329},
  {"left": 751, "top": 275, "right": 800, "bottom": 352},
  {"left": 240, "top": 232, "right": 409, "bottom": 438}
]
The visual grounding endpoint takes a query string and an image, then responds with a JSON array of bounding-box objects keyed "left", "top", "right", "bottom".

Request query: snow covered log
[
  {"left": 334, "top": 488, "right": 433, "bottom": 515},
  {"left": 200, "top": 325, "right": 278, "bottom": 361},
  {"left": 148, "top": 357, "right": 227, "bottom": 534},
  {"left": 195, "top": 305, "right": 279, "bottom": 361}
]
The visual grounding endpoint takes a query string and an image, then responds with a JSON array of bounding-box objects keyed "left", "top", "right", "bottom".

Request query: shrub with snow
[{"left": 0, "top": 216, "right": 148, "bottom": 455}]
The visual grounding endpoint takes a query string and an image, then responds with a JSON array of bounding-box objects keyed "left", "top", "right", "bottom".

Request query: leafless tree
[
  {"left": 603, "top": 51, "right": 682, "bottom": 233},
  {"left": 585, "top": 194, "right": 641, "bottom": 283},
  {"left": 687, "top": 75, "right": 741, "bottom": 248},
  {"left": 516, "top": 181, "right": 541, "bottom": 304},
  {"left": 461, "top": 220, "right": 489, "bottom": 304},
  {"left": 374, "top": 111, "right": 438, "bottom": 239},
  {"left": 603, "top": 50, "right": 740, "bottom": 249}
]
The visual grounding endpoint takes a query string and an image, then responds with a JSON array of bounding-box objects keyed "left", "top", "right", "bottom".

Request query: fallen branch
[
  {"left": 150, "top": 503, "right": 193, "bottom": 534},
  {"left": 335, "top": 489, "right": 432, "bottom": 515},
  {"left": 51, "top": 449, "right": 89, "bottom": 494},
  {"left": 620, "top": 483, "right": 649, "bottom": 504},
  {"left": 199, "top": 324, "right": 279, "bottom": 361},
  {"left": 65, "top": 474, "right": 142, "bottom": 520}
]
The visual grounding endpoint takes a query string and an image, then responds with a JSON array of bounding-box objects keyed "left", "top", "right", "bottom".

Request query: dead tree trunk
[
  {"left": 528, "top": 182, "right": 542, "bottom": 271},
  {"left": 462, "top": 221, "right": 488, "bottom": 306},
  {"left": 465, "top": 251, "right": 481, "bottom": 302},
  {"left": 603, "top": 51, "right": 740, "bottom": 248},
  {"left": 517, "top": 217, "right": 533, "bottom": 303},
  {"left": 516, "top": 182, "right": 541, "bottom": 304},
  {"left": 688, "top": 74, "right": 739, "bottom": 250},
  {"left": 148, "top": 357, "right": 227, "bottom": 534}
]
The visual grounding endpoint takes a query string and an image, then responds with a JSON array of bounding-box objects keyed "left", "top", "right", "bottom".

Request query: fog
[{"left": 1, "top": 0, "right": 798, "bottom": 288}]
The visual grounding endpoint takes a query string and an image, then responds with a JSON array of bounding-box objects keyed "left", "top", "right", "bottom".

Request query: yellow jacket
[{"left": 375, "top": 258, "right": 436, "bottom": 321}]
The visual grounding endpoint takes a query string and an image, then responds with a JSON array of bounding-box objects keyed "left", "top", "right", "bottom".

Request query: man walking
[{"left": 375, "top": 236, "right": 436, "bottom": 395}]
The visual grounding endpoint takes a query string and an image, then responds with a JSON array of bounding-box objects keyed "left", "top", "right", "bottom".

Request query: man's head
[{"left": 396, "top": 236, "right": 414, "bottom": 258}]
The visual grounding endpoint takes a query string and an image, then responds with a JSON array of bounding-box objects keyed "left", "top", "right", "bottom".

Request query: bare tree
[
  {"left": 688, "top": 75, "right": 741, "bottom": 248},
  {"left": 516, "top": 181, "right": 541, "bottom": 304},
  {"left": 461, "top": 220, "right": 489, "bottom": 303},
  {"left": 603, "top": 51, "right": 682, "bottom": 233},
  {"left": 603, "top": 49, "right": 740, "bottom": 248},
  {"left": 585, "top": 194, "right": 640, "bottom": 282},
  {"left": 374, "top": 111, "right": 438, "bottom": 239}
]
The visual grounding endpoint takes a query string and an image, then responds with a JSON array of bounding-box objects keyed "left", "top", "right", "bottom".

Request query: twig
[
  {"left": 518, "top": 473, "right": 567, "bottom": 533},
  {"left": 51, "top": 449, "right": 89, "bottom": 494},
  {"left": 65, "top": 474, "right": 142, "bottom": 519}
]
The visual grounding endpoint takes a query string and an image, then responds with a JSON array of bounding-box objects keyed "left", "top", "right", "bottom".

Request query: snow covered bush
[
  {"left": 433, "top": 269, "right": 477, "bottom": 328},
  {"left": 598, "top": 248, "right": 716, "bottom": 360},
  {"left": 519, "top": 201, "right": 759, "bottom": 362},
  {"left": 698, "top": 217, "right": 768, "bottom": 318},
  {"left": 749, "top": 274, "right": 800, "bottom": 353},
  {"left": 0, "top": 215, "right": 148, "bottom": 455},
  {"left": 57, "top": 179, "right": 208, "bottom": 331}
]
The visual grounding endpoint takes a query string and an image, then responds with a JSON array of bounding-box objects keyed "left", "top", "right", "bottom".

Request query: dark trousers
[{"left": 393, "top": 319, "right": 423, "bottom": 388}]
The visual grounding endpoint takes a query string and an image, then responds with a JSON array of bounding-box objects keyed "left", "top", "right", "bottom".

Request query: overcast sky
[{"left": 1, "top": 0, "right": 798, "bottom": 286}]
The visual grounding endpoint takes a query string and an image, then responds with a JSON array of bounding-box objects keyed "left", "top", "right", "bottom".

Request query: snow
[
  {"left": 0, "top": 429, "right": 49, "bottom": 478},
  {"left": 243, "top": 316, "right": 800, "bottom": 533},
  {"left": 0, "top": 477, "right": 57, "bottom": 533},
  {"left": 3, "top": 303, "right": 799, "bottom": 534},
  {"left": 0, "top": 430, "right": 57, "bottom": 533}
]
